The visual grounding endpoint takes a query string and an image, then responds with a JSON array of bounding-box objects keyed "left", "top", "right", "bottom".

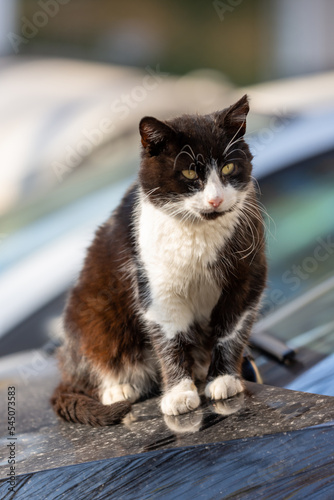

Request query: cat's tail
[{"left": 50, "top": 383, "right": 131, "bottom": 426}]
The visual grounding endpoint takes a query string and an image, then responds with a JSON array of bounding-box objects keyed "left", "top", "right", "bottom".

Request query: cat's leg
[
  {"left": 144, "top": 292, "right": 201, "bottom": 415},
  {"left": 100, "top": 352, "right": 158, "bottom": 406},
  {"left": 151, "top": 333, "right": 200, "bottom": 416},
  {"left": 205, "top": 308, "right": 256, "bottom": 401}
]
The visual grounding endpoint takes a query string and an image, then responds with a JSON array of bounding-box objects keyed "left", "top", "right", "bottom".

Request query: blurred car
[
  {"left": 0, "top": 59, "right": 334, "bottom": 399},
  {"left": 1, "top": 59, "right": 334, "bottom": 499}
]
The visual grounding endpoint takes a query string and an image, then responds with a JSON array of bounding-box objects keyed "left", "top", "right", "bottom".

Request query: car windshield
[
  {"left": 261, "top": 148, "right": 334, "bottom": 310},
  {"left": 0, "top": 138, "right": 139, "bottom": 272},
  {"left": 255, "top": 148, "right": 334, "bottom": 379}
]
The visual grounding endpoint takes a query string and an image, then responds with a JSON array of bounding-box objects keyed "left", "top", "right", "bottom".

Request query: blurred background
[{"left": 0, "top": 0, "right": 334, "bottom": 395}]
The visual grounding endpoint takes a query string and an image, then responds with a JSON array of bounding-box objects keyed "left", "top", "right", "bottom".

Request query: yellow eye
[
  {"left": 222, "top": 163, "right": 235, "bottom": 175},
  {"left": 182, "top": 170, "right": 198, "bottom": 180}
]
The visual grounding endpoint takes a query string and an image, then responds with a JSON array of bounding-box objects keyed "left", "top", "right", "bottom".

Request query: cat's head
[{"left": 139, "top": 95, "right": 253, "bottom": 221}]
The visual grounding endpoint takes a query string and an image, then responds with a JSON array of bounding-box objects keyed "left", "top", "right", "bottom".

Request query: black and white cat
[{"left": 51, "top": 94, "right": 267, "bottom": 426}]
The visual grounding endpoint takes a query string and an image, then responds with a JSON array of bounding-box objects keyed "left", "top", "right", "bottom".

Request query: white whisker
[
  {"left": 225, "top": 148, "right": 247, "bottom": 159},
  {"left": 223, "top": 121, "right": 246, "bottom": 156}
]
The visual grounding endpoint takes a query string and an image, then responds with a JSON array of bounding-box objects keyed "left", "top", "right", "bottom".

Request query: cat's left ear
[
  {"left": 139, "top": 117, "right": 175, "bottom": 156},
  {"left": 216, "top": 94, "right": 250, "bottom": 138}
]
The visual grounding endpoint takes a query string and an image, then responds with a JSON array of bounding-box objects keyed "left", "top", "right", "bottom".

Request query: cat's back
[
  {"left": 65, "top": 181, "right": 140, "bottom": 325},
  {"left": 80, "top": 181, "right": 139, "bottom": 271}
]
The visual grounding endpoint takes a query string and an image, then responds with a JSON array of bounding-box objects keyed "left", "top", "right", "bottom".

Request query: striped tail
[{"left": 51, "top": 383, "right": 131, "bottom": 427}]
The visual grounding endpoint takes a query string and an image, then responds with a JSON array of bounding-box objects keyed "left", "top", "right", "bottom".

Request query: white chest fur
[{"left": 137, "top": 197, "right": 240, "bottom": 339}]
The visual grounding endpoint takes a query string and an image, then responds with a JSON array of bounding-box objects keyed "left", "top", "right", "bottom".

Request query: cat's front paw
[
  {"left": 161, "top": 379, "right": 200, "bottom": 416},
  {"left": 101, "top": 384, "right": 140, "bottom": 405},
  {"left": 205, "top": 374, "right": 243, "bottom": 400}
]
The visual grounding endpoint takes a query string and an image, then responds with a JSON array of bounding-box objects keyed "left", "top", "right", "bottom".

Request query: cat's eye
[
  {"left": 182, "top": 169, "right": 198, "bottom": 180},
  {"left": 222, "top": 163, "right": 235, "bottom": 175}
]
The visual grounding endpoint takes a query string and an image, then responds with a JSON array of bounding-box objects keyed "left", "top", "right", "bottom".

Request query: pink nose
[{"left": 208, "top": 197, "right": 223, "bottom": 209}]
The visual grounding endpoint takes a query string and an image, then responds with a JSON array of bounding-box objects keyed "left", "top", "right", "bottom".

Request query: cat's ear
[
  {"left": 139, "top": 117, "right": 175, "bottom": 156},
  {"left": 216, "top": 94, "right": 250, "bottom": 138}
]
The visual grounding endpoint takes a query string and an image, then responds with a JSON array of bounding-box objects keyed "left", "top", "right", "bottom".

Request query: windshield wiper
[{"left": 250, "top": 331, "right": 296, "bottom": 363}]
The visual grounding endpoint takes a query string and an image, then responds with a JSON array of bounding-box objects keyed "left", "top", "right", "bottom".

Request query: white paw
[
  {"left": 161, "top": 379, "right": 200, "bottom": 416},
  {"left": 101, "top": 384, "right": 140, "bottom": 405},
  {"left": 205, "top": 375, "right": 244, "bottom": 400}
]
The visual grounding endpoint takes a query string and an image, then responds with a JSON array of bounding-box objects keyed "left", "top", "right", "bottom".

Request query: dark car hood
[{"left": 1, "top": 351, "right": 334, "bottom": 498}]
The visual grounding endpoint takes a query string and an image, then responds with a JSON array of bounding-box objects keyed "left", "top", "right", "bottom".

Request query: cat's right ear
[
  {"left": 139, "top": 117, "right": 175, "bottom": 156},
  {"left": 215, "top": 94, "right": 250, "bottom": 139}
]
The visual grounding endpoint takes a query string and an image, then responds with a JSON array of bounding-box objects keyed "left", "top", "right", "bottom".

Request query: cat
[{"left": 51, "top": 94, "right": 267, "bottom": 426}]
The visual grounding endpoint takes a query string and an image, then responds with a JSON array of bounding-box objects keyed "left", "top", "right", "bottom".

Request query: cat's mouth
[{"left": 199, "top": 204, "right": 237, "bottom": 220}]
